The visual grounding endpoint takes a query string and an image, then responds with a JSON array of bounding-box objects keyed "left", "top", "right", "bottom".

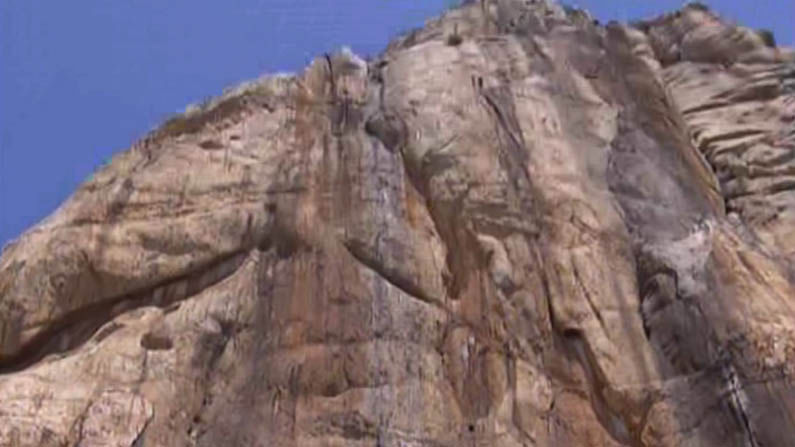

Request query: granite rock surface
[{"left": 2, "top": 1, "right": 795, "bottom": 445}]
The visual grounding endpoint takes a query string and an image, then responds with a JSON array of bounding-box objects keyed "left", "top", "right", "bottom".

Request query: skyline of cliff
[{"left": 1, "top": 0, "right": 793, "bottom": 246}]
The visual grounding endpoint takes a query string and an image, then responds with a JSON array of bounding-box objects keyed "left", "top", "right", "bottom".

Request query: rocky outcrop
[{"left": 1, "top": 1, "right": 794, "bottom": 445}]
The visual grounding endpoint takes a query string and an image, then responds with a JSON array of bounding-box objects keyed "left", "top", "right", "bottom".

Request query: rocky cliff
[{"left": 2, "top": 1, "right": 795, "bottom": 445}]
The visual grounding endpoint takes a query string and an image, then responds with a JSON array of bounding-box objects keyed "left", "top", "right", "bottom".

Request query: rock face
[{"left": 2, "top": 1, "right": 795, "bottom": 445}]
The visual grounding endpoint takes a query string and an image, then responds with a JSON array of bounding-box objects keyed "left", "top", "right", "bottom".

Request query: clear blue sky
[{"left": 1, "top": 1, "right": 793, "bottom": 246}]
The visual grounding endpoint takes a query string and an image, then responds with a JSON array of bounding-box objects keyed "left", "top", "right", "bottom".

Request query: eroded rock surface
[{"left": 2, "top": 1, "right": 795, "bottom": 445}]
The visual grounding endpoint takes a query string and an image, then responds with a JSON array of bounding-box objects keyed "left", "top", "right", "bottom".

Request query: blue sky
[{"left": 1, "top": 1, "right": 793, "bottom": 246}]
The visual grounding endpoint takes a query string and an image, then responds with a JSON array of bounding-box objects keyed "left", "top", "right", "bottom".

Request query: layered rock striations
[{"left": 1, "top": 1, "right": 795, "bottom": 445}]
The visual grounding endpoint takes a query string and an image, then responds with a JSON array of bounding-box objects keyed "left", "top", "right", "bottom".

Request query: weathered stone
[{"left": 1, "top": 1, "right": 794, "bottom": 445}]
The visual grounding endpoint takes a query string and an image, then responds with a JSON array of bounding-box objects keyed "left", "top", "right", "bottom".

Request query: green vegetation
[
  {"left": 83, "top": 155, "right": 114, "bottom": 183},
  {"left": 150, "top": 76, "right": 286, "bottom": 141},
  {"left": 158, "top": 95, "right": 248, "bottom": 138},
  {"left": 444, "top": 0, "right": 463, "bottom": 10},
  {"left": 756, "top": 28, "right": 776, "bottom": 48},
  {"left": 446, "top": 22, "right": 463, "bottom": 46},
  {"left": 685, "top": 2, "right": 710, "bottom": 12}
]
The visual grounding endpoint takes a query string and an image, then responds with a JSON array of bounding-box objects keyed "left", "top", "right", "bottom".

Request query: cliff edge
[{"left": 2, "top": 1, "right": 795, "bottom": 445}]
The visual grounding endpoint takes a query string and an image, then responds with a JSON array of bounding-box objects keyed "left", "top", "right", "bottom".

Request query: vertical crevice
[
  {"left": 559, "top": 328, "right": 633, "bottom": 445},
  {"left": 722, "top": 360, "right": 761, "bottom": 447}
]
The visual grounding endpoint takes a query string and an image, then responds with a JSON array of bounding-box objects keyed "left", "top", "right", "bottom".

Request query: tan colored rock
[{"left": 1, "top": 1, "right": 794, "bottom": 445}]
